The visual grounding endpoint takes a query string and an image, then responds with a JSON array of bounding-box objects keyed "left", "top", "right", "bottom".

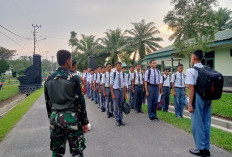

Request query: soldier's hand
[{"left": 82, "top": 125, "right": 88, "bottom": 133}]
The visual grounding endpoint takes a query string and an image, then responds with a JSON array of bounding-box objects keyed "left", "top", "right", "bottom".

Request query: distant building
[{"left": 141, "top": 29, "right": 232, "bottom": 92}]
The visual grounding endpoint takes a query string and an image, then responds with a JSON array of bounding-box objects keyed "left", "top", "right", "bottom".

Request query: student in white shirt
[
  {"left": 160, "top": 68, "right": 171, "bottom": 112},
  {"left": 110, "top": 62, "right": 127, "bottom": 127},
  {"left": 132, "top": 64, "right": 144, "bottom": 113},
  {"left": 102, "top": 63, "right": 113, "bottom": 118},
  {"left": 186, "top": 50, "right": 211, "bottom": 157},
  {"left": 99, "top": 66, "right": 106, "bottom": 112},
  {"left": 127, "top": 65, "right": 135, "bottom": 109},
  {"left": 171, "top": 64, "right": 186, "bottom": 118}
]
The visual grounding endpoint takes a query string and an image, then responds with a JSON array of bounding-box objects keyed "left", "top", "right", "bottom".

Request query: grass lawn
[
  {"left": 142, "top": 105, "right": 232, "bottom": 152},
  {"left": 0, "top": 85, "right": 19, "bottom": 102},
  {"left": 169, "top": 89, "right": 232, "bottom": 119},
  {"left": 0, "top": 87, "right": 44, "bottom": 141}
]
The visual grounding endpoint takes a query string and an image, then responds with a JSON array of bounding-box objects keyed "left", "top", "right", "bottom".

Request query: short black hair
[
  {"left": 57, "top": 50, "right": 71, "bottom": 66},
  {"left": 192, "top": 50, "right": 203, "bottom": 61},
  {"left": 164, "top": 67, "right": 170, "bottom": 71},
  {"left": 178, "top": 64, "right": 183, "bottom": 67},
  {"left": 115, "top": 62, "right": 122, "bottom": 66},
  {"left": 136, "top": 63, "right": 141, "bottom": 66},
  {"left": 106, "top": 63, "right": 111, "bottom": 67},
  {"left": 129, "top": 65, "right": 134, "bottom": 68},
  {"left": 122, "top": 67, "right": 126, "bottom": 69},
  {"left": 101, "top": 66, "right": 106, "bottom": 69},
  {"left": 72, "top": 60, "right": 77, "bottom": 66},
  {"left": 150, "top": 59, "right": 156, "bottom": 64}
]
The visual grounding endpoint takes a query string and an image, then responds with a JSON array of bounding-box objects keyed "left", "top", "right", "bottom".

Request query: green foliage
[
  {"left": 0, "top": 85, "right": 19, "bottom": 102},
  {"left": 8, "top": 56, "right": 32, "bottom": 74},
  {"left": 0, "top": 47, "right": 16, "bottom": 60},
  {"left": 217, "top": 7, "right": 232, "bottom": 31},
  {"left": 0, "top": 87, "right": 44, "bottom": 141},
  {"left": 164, "top": 0, "right": 219, "bottom": 55},
  {"left": 125, "top": 19, "right": 163, "bottom": 62},
  {"left": 0, "top": 60, "right": 10, "bottom": 74},
  {"left": 69, "top": 33, "right": 101, "bottom": 71},
  {"left": 99, "top": 28, "right": 127, "bottom": 65}
]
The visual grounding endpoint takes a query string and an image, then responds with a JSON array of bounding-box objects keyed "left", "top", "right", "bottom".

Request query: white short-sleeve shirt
[
  {"left": 110, "top": 71, "right": 126, "bottom": 89},
  {"left": 171, "top": 72, "right": 185, "bottom": 88},
  {"left": 185, "top": 63, "right": 203, "bottom": 85},
  {"left": 134, "top": 72, "right": 143, "bottom": 85},
  {"left": 160, "top": 74, "right": 170, "bottom": 87}
]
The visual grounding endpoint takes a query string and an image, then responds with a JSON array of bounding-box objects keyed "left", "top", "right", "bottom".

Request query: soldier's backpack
[{"left": 193, "top": 66, "right": 223, "bottom": 100}]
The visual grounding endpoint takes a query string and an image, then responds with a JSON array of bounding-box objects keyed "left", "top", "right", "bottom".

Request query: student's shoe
[
  {"left": 189, "top": 149, "right": 210, "bottom": 157},
  {"left": 101, "top": 108, "right": 105, "bottom": 112},
  {"left": 95, "top": 102, "right": 98, "bottom": 104},
  {"left": 176, "top": 116, "right": 180, "bottom": 118},
  {"left": 154, "top": 117, "right": 159, "bottom": 121},
  {"left": 148, "top": 117, "right": 155, "bottom": 121},
  {"left": 135, "top": 110, "right": 139, "bottom": 113},
  {"left": 116, "top": 121, "right": 121, "bottom": 127},
  {"left": 138, "top": 110, "right": 144, "bottom": 113},
  {"left": 203, "top": 149, "right": 210, "bottom": 156},
  {"left": 119, "top": 120, "right": 125, "bottom": 126}
]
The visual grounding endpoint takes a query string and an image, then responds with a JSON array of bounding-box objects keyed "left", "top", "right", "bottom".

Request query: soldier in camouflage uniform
[{"left": 45, "top": 50, "right": 89, "bottom": 157}]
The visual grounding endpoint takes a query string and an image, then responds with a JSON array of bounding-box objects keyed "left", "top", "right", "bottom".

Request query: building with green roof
[{"left": 141, "top": 29, "right": 232, "bottom": 91}]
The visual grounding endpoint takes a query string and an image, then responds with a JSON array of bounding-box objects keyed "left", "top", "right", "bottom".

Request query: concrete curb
[{"left": 168, "top": 106, "right": 232, "bottom": 133}]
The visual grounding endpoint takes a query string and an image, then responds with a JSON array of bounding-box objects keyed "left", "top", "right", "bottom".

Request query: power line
[
  {"left": 0, "top": 31, "right": 31, "bottom": 52},
  {"left": 0, "top": 24, "right": 32, "bottom": 40},
  {"left": 36, "top": 40, "right": 42, "bottom": 54}
]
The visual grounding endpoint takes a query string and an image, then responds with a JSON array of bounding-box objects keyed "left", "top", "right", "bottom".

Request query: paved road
[{"left": 0, "top": 95, "right": 231, "bottom": 157}]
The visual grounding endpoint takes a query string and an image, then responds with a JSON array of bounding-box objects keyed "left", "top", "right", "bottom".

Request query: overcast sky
[{"left": 1, "top": 0, "right": 232, "bottom": 60}]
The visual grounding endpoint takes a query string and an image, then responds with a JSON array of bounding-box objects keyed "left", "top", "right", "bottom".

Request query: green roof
[{"left": 142, "top": 29, "right": 232, "bottom": 62}]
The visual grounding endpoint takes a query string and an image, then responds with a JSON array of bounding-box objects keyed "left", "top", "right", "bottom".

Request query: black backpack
[{"left": 193, "top": 66, "right": 223, "bottom": 100}]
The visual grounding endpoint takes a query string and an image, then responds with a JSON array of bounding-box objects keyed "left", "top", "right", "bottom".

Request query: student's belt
[{"left": 147, "top": 83, "right": 158, "bottom": 87}]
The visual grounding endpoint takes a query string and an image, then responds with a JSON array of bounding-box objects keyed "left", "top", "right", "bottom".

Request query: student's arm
[
  {"left": 188, "top": 85, "right": 194, "bottom": 113},
  {"left": 144, "top": 71, "right": 149, "bottom": 97},
  {"left": 102, "top": 75, "right": 106, "bottom": 96},
  {"left": 124, "top": 86, "right": 127, "bottom": 100},
  {"left": 172, "top": 83, "right": 176, "bottom": 96},
  {"left": 110, "top": 85, "right": 115, "bottom": 99},
  {"left": 110, "top": 74, "right": 115, "bottom": 99},
  {"left": 94, "top": 80, "right": 96, "bottom": 91},
  {"left": 132, "top": 78, "right": 135, "bottom": 93}
]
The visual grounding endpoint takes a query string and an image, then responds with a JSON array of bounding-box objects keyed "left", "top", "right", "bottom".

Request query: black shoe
[
  {"left": 189, "top": 149, "right": 210, "bottom": 157},
  {"left": 154, "top": 117, "right": 159, "bottom": 121},
  {"left": 119, "top": 120, "right": 125, "bottom": 126},
  {"left": 203, "top": 149, "right": 211, "bottom": 156},
  {"left": 111, "top": 113, "right": 114, "bottom": 117},
  {"left": 148, "top": 117, "right": 155, "bottom": 121},
  {"left": 138, "top": 110, "right": 144, "bottom": 113},
  {"left": 135, "top": 110, "right": 139, "bottom": 113},
  {"left": 95, "top": 102, "right": 98, "bottom": 104},
  {"left": 116, "top": 120, "right": 121, "bottom": 126},
  {"left": 131, "top": 106, "right": 134, "bottom": 109},
  {"left": 107, "top": 113, "right": 110, "bottom": 118},
  {"left": 101, "top": 108, "right": 105, "bottom": 112}
]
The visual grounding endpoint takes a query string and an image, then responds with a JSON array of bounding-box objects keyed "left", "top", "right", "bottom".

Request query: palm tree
[
  {"left": 71, "top": 34, "right": 100, "bottom": 71},
  {"left": 99, "top": 28, "right": 127, "bottom": 65},
  {"left": 125, "top": 19, "right": 163, "bottom": 62},
  {"left": 69, "top": 31, "right": 78, "bottom": 52},
  {"left": 217, "top": 7, "right": 232, "bottom": 31}
]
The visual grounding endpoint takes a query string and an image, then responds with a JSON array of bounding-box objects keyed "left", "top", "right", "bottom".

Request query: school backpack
[{"left": 193, "top": 66, "right": 223, "bottom": 100}]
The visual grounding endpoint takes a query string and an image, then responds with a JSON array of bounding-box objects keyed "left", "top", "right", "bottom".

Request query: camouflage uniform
[{"left": 45, "top": 67, "right": 89, "bottom": 157}]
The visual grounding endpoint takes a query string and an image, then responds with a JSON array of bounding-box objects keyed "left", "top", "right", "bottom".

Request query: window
[
  {"left": 230, "top": 49, "right": 232, "bottom": 57},
  {"left": 202, "top": 51, "right": 215, "bottom": 69}
]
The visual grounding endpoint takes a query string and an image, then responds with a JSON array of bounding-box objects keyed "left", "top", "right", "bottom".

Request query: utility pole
[
  {"left": 51, "top": 56, "right": 55, "bottom": 72},
  {"left": 32, "top": 24, "right": 42, "bottom": 55}
]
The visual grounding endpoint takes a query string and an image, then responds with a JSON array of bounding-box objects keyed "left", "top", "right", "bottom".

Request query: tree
[
  {"left": 125, "top": 19, "right": 163, "bottom": 62},
  {"left": 71, "top": 34, "right": 100, "bottom": 71},
  {"left": 164, "top": 0, "right": 219, "bottom": 55},
  {"left": 0, "top": 59, "right": 9, "bottom": 74},
  {"left": 8, "top": 56, "right": 32, "bottom": 74},
  {"left": 68, "top": 31, "right": 79, "bottom": 51},
  {"left": 99, "top": 28, "right": 127, "bottom": 65},
  {"left": 217, "top": 7, "right": 232, "bottom": 31},
  {"left": 0, "top": 47, "right": 16, "bottom": 60}
]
